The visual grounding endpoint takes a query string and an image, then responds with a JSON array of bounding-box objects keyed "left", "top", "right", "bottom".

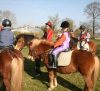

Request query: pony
[
  {"left": 14, "top": 34, "right": 42, "bottom": 75},
  {"left": 0, "top": 48, "right": 24, "bottom": 91},
  {"left": 14, "top": 34, "right": 35, "bottom": 60},
  {"left": 69, "top": 37, "right": 97, "bottom": 54},
  {"left": 14, "top": 34, "right": 97, "bottom": 77},
  {"left": 28, "top": 38, "right": 100, "bottom": 91}
]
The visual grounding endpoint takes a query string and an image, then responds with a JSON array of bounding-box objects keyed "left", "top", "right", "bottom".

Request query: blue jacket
[{"left": 0, "top": 27, "right": 14, "bottom": 47}]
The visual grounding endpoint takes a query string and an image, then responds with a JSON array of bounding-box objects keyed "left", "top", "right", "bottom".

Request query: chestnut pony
[
  {"left": 69, "top": 37, "right": 97, "bottom": 54},
  {"left": 0, "top": 48, "right": 24, "bottom": 91},
  {"left": 29, "top": 39, "right": 100, "bottom": 91}
]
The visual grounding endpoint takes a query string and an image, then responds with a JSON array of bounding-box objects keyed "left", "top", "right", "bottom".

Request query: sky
[{"left": 0, "top": 0, "right": 97, "bottom": 27}]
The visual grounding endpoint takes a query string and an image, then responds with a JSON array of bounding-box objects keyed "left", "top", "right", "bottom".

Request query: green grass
[{"left": 1, "top": 39, "right": 100, "bottom": 91}]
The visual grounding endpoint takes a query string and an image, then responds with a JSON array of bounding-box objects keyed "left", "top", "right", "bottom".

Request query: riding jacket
[
  {"left": 43, "top": 29, "right": 53, "bottom": 41},
  {"left": 0, "top": 27, "right": 14, "bottom": 47},
  {"left": 78, "top": 31, "right": 90, "bottom": 42},
  {"left": 52, "top": 32, "right": 70, "bottom": 56}
]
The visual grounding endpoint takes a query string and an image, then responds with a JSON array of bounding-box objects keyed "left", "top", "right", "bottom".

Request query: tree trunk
[{"left": 93, "top": 15, "right": 95, "bottom": 38}]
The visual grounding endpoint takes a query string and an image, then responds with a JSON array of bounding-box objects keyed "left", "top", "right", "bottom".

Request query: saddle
[{"left": 57, "top": 50, "right": 72, "bottom": 66}]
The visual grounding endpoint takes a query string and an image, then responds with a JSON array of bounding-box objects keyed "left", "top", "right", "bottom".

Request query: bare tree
[
  {"left": 0, "top": 10, "right": 16, "bottom": 27},
  {"left": 48, "top": 14, "right": 59, "bottom": 32},
  {"left": 84, "top": 1, "right": 100, "bottom": 37},
  {"left": 65, "top": 18, "right": 76, "bottom": 30}
]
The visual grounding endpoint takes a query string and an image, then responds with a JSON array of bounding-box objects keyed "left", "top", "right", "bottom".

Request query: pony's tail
[
  {"left": 93, "top": 56, "right": 100, "bottom": 88},
  {"left": 11, "top": 57, "right": 24, "bottom": 91}
]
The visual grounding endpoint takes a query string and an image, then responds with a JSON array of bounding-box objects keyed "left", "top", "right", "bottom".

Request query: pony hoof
[{"left": 47, "top": 87, "right": 54, "bottom": 91}]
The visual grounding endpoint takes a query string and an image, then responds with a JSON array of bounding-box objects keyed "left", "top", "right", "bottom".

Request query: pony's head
[
  {"left": 14, "top": 34, "right": 35, "bottom": 51},
  {"left": 28, "top": 39, "right": 54, "bottom": 59},
  {"left": 15, "top": 36, "right": 25, "bottom": 51}
]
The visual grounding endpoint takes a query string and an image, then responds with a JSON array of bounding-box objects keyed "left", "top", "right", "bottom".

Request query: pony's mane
[
  {"left": 31, "top": 39, "right": 54, "bottom": 48},
  {"left": 41, "top": 40, "right": 54, "bottom": 46}
]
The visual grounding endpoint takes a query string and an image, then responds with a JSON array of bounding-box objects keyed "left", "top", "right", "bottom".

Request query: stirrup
[{"left": 48, "top": 65, "right": 57, "bottom": 69}]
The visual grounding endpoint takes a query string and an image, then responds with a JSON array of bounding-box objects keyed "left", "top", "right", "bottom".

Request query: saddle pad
[
  {"left": 77, "top": 42, "right": 89, "bottom": 51},
  {"left": 57, "top": 51, "right": 72, "bottom": 66}
]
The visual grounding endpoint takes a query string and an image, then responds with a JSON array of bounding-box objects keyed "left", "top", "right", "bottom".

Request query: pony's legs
[
  {"left": 53, "top": 71, "right": 57, "bottom": 87},
  {"left": 84, "top": 75, "right": 94, "bottom": 91},
  {"left": 84, "top": 56, "right": 100, "bottom": 91},
  {"left": 83, "top": 65, "right": 95, "bottom": 91},
  {"left": 0, "top": 77, "right": 3, "bottom": 88},
  {"left": 48, "top": 70, "right": 57, "bottom": 91},
  {"left": 3, "top": 72, "right": 11, "bottom": 91},
  {"left": 27, "top": 49, "right": 33, "bottom": 60},
  {"left": 35, "top": 58, "right": 41, "bottom": 75}
]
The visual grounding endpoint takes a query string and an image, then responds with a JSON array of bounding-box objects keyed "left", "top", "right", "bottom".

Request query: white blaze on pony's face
[{"left": 15, "top": 37, "right": 25, "bottom": 51}]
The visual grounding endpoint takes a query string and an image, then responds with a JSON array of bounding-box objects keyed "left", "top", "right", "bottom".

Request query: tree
[
  {"left": 84, "top": 1, "right": 100, "bottom": 37},
  {"left": 0, "top": 10, "right": 16, "bottom": 27},
  {"left": 65, "top": 18, "right": 76, "bottom": 30},
  {"left": 48, "top": 14, "right": 59, "bottom": 32}
]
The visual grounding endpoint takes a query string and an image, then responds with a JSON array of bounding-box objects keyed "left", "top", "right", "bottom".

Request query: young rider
[
  {"left": 0, "top": 19, "right": 14, "bottom": 50},
  {"left": 42, "top": 21, "right": 53, "bottom": 41},
  {"left": 78, "top": 25, "right": 90, "bottom": 50},
  {"left": 35, "top": 21, "right": 53, "bottom": 76},
  {"left": 49, "top": 21, "right": 70, "bottom": 69}
]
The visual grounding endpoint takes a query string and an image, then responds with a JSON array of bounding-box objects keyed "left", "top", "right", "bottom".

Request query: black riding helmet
[
  {"left": 61, "top": 21, "right": 70, "bottom": 28},
  {"left": 2, "top": 19, "right": 12, "bottom": 27},
  {"left": 79, "top": 25, "right": 86, "bottom": 30}
]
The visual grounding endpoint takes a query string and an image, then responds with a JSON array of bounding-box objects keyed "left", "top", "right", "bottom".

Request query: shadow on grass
[{"left": 24, "top": 57, "right": 82, "bottom": 91}]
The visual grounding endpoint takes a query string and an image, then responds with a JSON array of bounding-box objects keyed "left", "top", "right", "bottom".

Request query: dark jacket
[{"left": 0, "top": 27, "right": 14, "bottom": 47}]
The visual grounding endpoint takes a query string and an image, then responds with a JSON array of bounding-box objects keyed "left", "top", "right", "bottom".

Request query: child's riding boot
[{"left": 49, "top": 54, "right": 57, "bottom": 69}]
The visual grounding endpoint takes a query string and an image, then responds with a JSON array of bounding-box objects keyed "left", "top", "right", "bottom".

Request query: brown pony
[
  {"left": 70, "top": 37, "right": 97, "bottom": 54},
  {"left": 14, "top": 34, "right": 35, "bottom": 52},
  {"left": 29, "top": 39, "right": 100, "bottom": 91},
  {"left": 0, "top": 48, "right": 24, "bottom": 91}
]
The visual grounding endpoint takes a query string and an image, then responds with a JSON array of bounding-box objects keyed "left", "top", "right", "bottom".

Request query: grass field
[{"left": 1, "top": 39, "right": 100, "bottom": 91}]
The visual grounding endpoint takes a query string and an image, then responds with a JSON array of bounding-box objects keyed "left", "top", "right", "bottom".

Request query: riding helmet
[
  {"left": 2, "top": 19, "right": 12, "bottom": 27},
  {"left": 45, "top": 21, "right": 52, "bottom": 27},
  {"left": 61, "top": 21, "right": 70, "bottom": 28},
  {"left": 79, "top": 25, "right": 86, "bottom": 30},
  {"left": 70, "top": 29, "right": 73, "bottom": 32}
]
